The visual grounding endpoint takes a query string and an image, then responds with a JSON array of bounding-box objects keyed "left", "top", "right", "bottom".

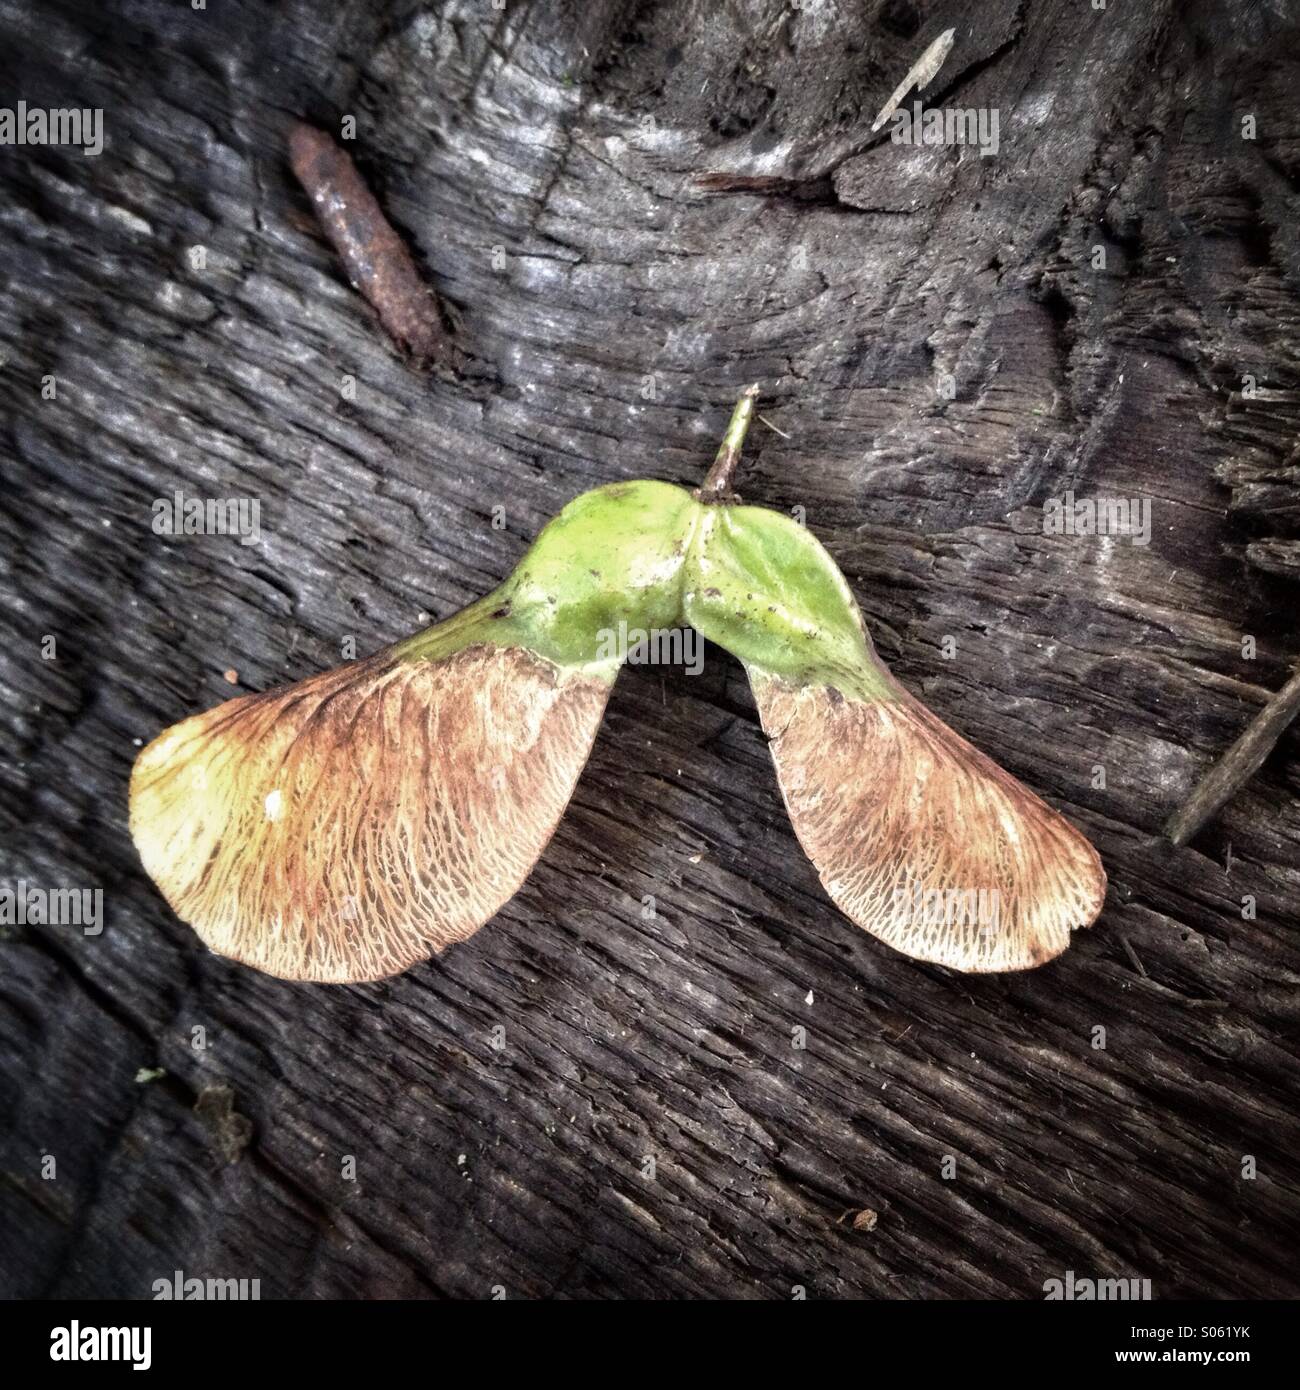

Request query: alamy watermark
[
  {"left": 890, "top": 879, "right": 1001, "bottom": 933},
  {"left": 1, "top": 102, "right": 103, "bottom": 156},
  {"left": 595, "top": 620, "right": 703, "bottom": 675},
  {"left": 1043, "top": 490, "right": 1151, "bottom": 546},
  {"left": 152, "top": 489, "right": 261, "bottom": 546},
  {"left": 50, "top": 1323, "right": 150, "bottom": 1370},
  {"left": 1, "top": 881, "right": 102, "bottom": 934},
  {"left": 152, "top": 1270, "right": 261, "bottom": 1300},
  {"left": 1043, "top": 1270, "right": 1152, "bottom": 1300},
  {"left": 891, "top": 102, "right": 1000, "bottom": 157}
]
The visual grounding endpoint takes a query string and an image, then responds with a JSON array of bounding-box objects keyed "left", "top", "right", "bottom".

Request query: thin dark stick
[
  {"left": 1165, "top": 665, "right": 1300, "bottom": 846},
  {"left": 288, "top": 122, "right": 462, "bottom": 374},
  {"left": 694, "top": 172, "right": 837, "bottom": 202},
  {"left": 1118, "top": 934, "right": 1147, "bottom": 978}
]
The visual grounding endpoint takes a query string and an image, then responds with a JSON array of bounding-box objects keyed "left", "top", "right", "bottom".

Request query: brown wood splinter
[
  {"left": 1165, "top": 665, "right": 1300, "bottom": 847},
  {"left": 288, "top": 121, "right": 462, "bottom": 373}
]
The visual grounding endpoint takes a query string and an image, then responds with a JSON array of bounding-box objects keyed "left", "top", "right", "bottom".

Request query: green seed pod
[{"left": 131, "top": 388, "right": 1105, "bottom": 981}]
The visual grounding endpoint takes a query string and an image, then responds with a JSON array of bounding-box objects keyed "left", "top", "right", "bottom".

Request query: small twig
[
  {"left": 1118, "top": 934, "right": 1147, "bottom": 978},
  {"left": 1165, "top": 665, "right": 1300, "bottom": 847},
  {"left": 870, "top": 28, "right": 956, "bottom": 133},
  {"left": 693, "top": 172, "right": 834, "bottom": 200},
  {"left": 288, "top": 121, "right": 463, "bottom": 375},
  {"left": 757, "top": 413, "right": 790, "bottom": 439}
]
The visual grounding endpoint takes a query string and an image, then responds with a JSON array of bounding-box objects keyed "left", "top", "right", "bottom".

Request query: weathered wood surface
[{"left": 2, "top": 0, "right": 1299, "bottom": 1299}]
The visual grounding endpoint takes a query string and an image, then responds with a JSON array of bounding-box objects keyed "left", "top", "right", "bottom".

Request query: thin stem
[
  {"left": 697, "top": 383, "right": 760, "bottom": 502},
  {"left": 1165, "top": 664, "right": 1300, "bottom": 846}
]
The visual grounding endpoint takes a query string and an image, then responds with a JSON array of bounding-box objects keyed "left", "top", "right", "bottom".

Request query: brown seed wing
[
  {"left": 130, "top": 646, "right": 611, "bottom": 982},
  {"left": 752, "top": 677, "right": 1106, "bottom": 971}
]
